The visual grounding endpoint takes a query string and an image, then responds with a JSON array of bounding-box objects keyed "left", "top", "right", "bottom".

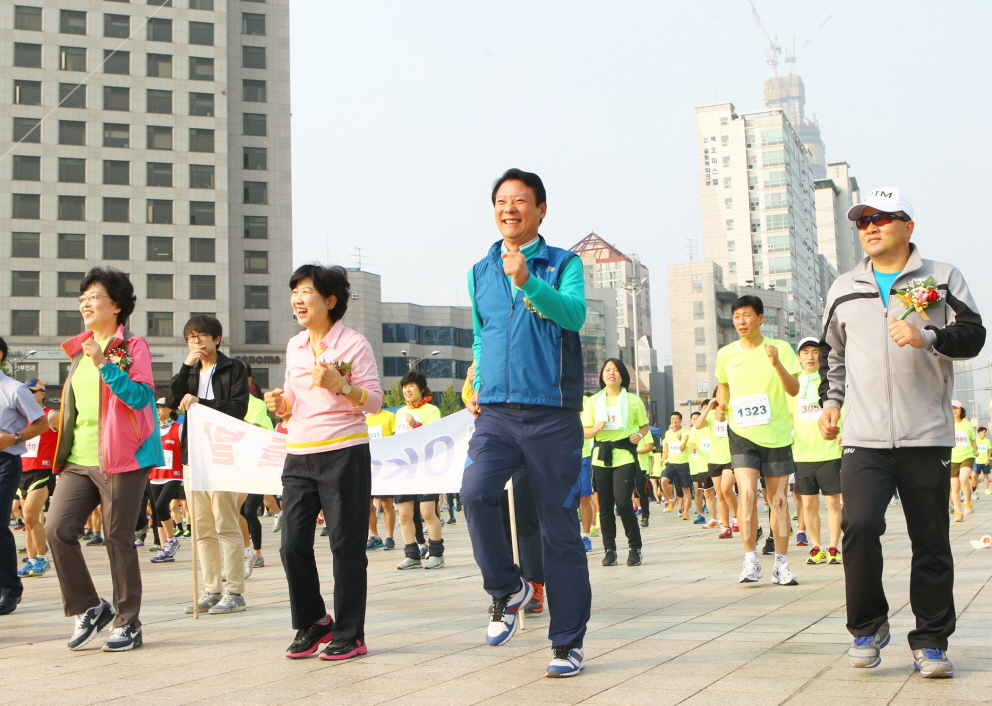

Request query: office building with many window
[{"left": 1, "top": 0, "right": 293, "bottom": 396}]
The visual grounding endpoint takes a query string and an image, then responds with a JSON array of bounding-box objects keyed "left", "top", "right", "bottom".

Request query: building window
[
  {"left": 147, "top": 125, "right": 173, "bottom": 150},
  {"left": 189, "top": 128, "right": 214, "bottom": 152},
  {"left": 58, "top": 233, "right": 85, "bottom": 259},
  {"left": 753, "top": 260, "right": 764, "bottom": 276},
  {"left": 190, "top": 164, "right": 214, "bottom": 189},
  {"left": 103, "top": 85, "right": 129, "bottom": 111},
  {"left": 190, "top": 238, "right": 215, "bottom": 262},
  {"left": 189, "top": 57, "right": 214, "bottom": 81},
  {"left": 58, "top": 195, "right": 85, "bottom": 221},
  {"left": 12, "top": 155, "right": 40, "bottom": 181},
  {"left": 244, "top": 215, "right": 267, "bottom": 239},
  {"left": 189, "top": 21, "right": 214, "bottom": 45},
  {"left": 57, "top": 272, "right": 84, "bottom": 297},
  {"left": 697, "top": 379, "right": 709, "bottom": 395},
  {"left": 147, "top": 273, "right": 173, "bottom": 299},
  {"left": 15, "top": 43, "right": 43, "bottom": 68},
  {"left": 252, "top": 367, "right": 270, "bottom": 389},
  {"left": 190, "top": 0, "right": 214, "bottom": 9},
  {"left": 750, "top": 219, "right": 761, "bottom": 233},
  {"left": 691, "top": 274, "right": 703, "bottom": 294},
  {"left": 725, "top": 218, "right": 734, "bottom": 231},
  {"left": 147, "top": 199, "right": 173, "bottom": 224},
  {"left": 764, "top": 192, "right": 787, "bottom": 210},
  {"left": 147, "top": 18, "right": 172, "bottom": 42},
  {"left": 11, "top": 311, "right": 39, "bottom": 336},
  {"left": 761, "top": 128, "right": 784, "bottom": 146},
  {"left": 147, "top": 53, "right": 172, "bottom": 78},
  {"left": 729, "top": 262, "right": 737, "bottom": 274},
  {"left": 243, "top": 182, "right": 267, "bottom": 204},
  {"left": 694, "top": 327, "right": 706, "bottom": 344},
  {"left": 242, "top": 45, "right": 266, "bottom": 68},
  {"left": 723, "top": 177, "right": 732, "bottom": 188},
  {"left": 103, "top": 197, "right": 129, "bottom": 222},
  {"left": 12, "top": 194, "right": 41, "bottom": 220},
  {"left": 104, "top": 14, "right": 129, "bottom": 38},
  {"left": 190, "top": 275, "right": 215, "bottom": 299},
  {"left": 12, "top": 271, "right": 40, "bottom": 297},
  {"left": 696, "top": 353, "right": 707, "bottom": 372},
  {"left": 243, "top": 113, "right": 266, "bottom": 136},
  {"left": 103, "top": 234, "right": 129, "bottom": 260},
  {"left": 146, "top": 236, "right": 173, "bottom": 261},
  {"left": 148, "top": 0, "right": 174, "bottom": 6},
  {"left": 151, "top": 362, "right": 173, "bottom": 384},
  {"left": 243, "top": 147, "right": 267, "bottom": 170},
  {"left": 189, "top": 92, "right": 214, "bottom": 116},
  {"left": 12, "top": 232, "right": 40, "bottom": 258},
  {"left": 103, "top": 160, "right": 129, "bottom": 185},
  {"left": 244, "top": 251, "right": 268, "bottom": 274},
  {"left": 103, "top": 49, "right": 129, "bottom": 75},
  {"left": 15, "top": 6, "right": 43, "bottom": 31},
  {"left": 244, "top": 286, "right": 269, "bottom": 309},
  {"left": 147, "top": 312, "right": 173, "bottom": 338},
  {"left": 14, "top": 118, "right": 41, "bottom": 143},
  {"left": 764, "top": 171, "right": 787, "bottom": 188},
  {"left": 60, "top": 9, "right": 87, "bottom": 35},
  {"left": 722, "top": 156, "right": 730, "bottom": 167},
  {"left": 189, "top": 201, "right": 215, "bottom": 225},
  {"left": 766, "top": 235, "right": 789, "bottom": 253},
  {"left": 58, "top": 157, "right": 86, "bottom": 183},
  {"left": 693, "top": 301, "right": 704, "bottom": 320},
  {"left": 14, "top": 80, "right": 42, "bottom": 106},
  {"left": 146, "top": 88, "right": 172, "bottom": 114},
  {"left": 762, "top": 149, "right": 786, "bottom": 168},
  {"left": 57, "top": 310, "right": 83, "bottom": 337},
  {"left": 243, "top": 79, "right": 266, "bottom": 102},
  {"left": 242, "top": 13, "right": 266, "bottom": 35},
  {"left": 766, "top": 213, "right": 789, "bottom": 231},
  {"left": 103, "top": 123, "right": 128, "bottom": 148},
  {"left": 143, "top": 162, "right": 171, "bottom": 187},
  {"left": 727, "top": 239, "right": 735, "bottom": 252},
  {"left": 721, "top": 135, "right": 729, "bottom": 146},
  {"left": 245, "top": 321, "right": 269, "bottom": 344},
  {"left": 58, "top": 83, "right": 86, "bottom": 108},
  {"left": 724, "top": 197, "right": 733, "bottom": 209},
  {"left": 769, "top": 256, "right": 791, "bottom": 274}
]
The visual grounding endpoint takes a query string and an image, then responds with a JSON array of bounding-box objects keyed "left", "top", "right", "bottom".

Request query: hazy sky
[{"left": 289, "top": 1, "right": 992, "bottom": 406}]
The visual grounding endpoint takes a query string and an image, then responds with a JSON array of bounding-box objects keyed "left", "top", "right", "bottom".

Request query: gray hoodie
[{"left": 819, "top": 244, "right": 985, "bottom": 449}]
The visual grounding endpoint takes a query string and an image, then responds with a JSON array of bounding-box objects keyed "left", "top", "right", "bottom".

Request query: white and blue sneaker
[
  {"left": 17, "top": 558, "right": 33, "bottom": 578},
  {"left": 486, "top": 579, "right": 533, "bottom": 646},
  {"left": 547, "top": 646, "right": 584, "bottom": 677},
  {"left": 582, "top": 536, "right": 593, "bottom": 552},
  {"left": 29, "top": 557, "right": 50, "bottom": 577}
]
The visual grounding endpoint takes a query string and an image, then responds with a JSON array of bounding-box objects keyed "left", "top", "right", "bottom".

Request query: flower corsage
[
  {"left": 106, "top": 347, "right": 133, "bottom": 372},
  {"left": 894, "top": 276, "right": 943, "bottom": 321}
]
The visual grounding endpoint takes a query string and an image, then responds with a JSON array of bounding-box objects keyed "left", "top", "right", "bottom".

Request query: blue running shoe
[
  {"left": 29, "top": 557, "right": 50, "bottom": 577},
  {"left": 547, "top": 646, "right": 584, "bottom": 678},
  {"left": 693, "top": 514, "right": 706, "bottom": 524},
  {"left": 848, "top": 621, "right": 890, "bottom": 668},
  {"left": 486, "top": 579, "right": 534, "bottom": 646},
  {"left": 582, "top": 536, "right": 593, "bottom": 552},
  {"left": 17, "top": 558, "right": 33, "bottom": 578},
  {"left": 366, "top": 536, "right": 384, "bottom": 551}
]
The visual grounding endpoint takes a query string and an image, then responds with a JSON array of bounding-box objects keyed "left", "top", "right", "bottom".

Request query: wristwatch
[
  {"left": 13, "top": 433, "right": 23, "bottom": 445},
  {"left": 341, "top": 382, "right": 353, "bottom": 396}
]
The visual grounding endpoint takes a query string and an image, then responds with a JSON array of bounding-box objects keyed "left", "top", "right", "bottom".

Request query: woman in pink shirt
[{"left": 264, "top": 264, "right": 382, "bottom": 662}]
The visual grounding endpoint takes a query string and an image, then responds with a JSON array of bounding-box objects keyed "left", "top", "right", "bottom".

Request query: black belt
[{"left": 492, "top": 402, "right": 537, "bottom": 410}]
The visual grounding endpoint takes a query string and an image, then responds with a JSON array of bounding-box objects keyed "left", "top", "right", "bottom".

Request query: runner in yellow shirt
[
  {"left": 976, "top": 426, "right": 990, "bottom": 495},
  {"left": 715, "top": 295, "right": 801, "bottom": 585},
  {"left": 635, "top": 431, "right": 654, "bottom": 528},
  {"left": 949, "top": 401, "right": 976, "bottom": 521},
  {"left": 695, "top": 391, "right": 737, "bottom": 538},
  {"left": 687, "top": 413, "right": 716, "bottom": 526},
  {"left": 365, "top": 408, "right": 397, "bottom": 551},
  {"left": 658, "top": 413, "right": 691, "bottom": 518}
]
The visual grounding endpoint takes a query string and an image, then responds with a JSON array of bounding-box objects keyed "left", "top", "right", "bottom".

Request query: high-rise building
[
  {"left": 2, "top": 0, "right": 293, "bottom": 396},
  {"left": 763, "top": 74, "right": 826, "bottom": 179},
  {"left": 570, "top": 232, "right": 656, "bottom": 385},
  {"left": 695, "top": 102, "right": 821, "bottom": 341}
]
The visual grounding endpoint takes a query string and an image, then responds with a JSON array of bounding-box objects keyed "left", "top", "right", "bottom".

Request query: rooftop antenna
[
  {"left": 686, "top": 238, "right": 697, "bottom": 262},
  {"left": 352, "top": 247, "right": 371, "bottom": 270}
]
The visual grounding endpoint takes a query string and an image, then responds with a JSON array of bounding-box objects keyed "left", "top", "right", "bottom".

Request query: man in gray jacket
[{"left": 818, "top": 187, "right": 985, "bottom": 679}]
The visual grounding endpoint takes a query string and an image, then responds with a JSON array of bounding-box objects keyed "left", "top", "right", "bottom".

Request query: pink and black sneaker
[{"left": 285, "top": 615, "right": 333, "bottom": 658}]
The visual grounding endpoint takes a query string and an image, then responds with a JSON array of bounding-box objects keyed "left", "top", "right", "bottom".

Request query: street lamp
[
  {"left": 400, "top": 350, "right": 440, "bottom": 370},
  {"left": 16, "top": 350, "right": 37, "bottom": 364},
  {"left": 621, "top": 263, "right": 648, "bottom": 397}
]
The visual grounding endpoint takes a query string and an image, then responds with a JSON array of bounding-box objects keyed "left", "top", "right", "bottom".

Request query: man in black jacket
[{"left": 165, "top": 315, "right": 250, "bottom": 616}]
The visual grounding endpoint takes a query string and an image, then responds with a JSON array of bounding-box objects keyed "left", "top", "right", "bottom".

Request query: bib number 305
[{"left": 733, "top": 394, "right": 771, "bottom": 428}]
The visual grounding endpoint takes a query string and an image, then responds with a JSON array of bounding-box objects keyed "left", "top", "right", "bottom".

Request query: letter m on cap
[{"left": 870, "top": 190, "right": 893, "bottom": 198}]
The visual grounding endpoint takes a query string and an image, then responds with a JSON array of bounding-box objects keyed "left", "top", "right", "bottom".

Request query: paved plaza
[{"left": 2, "top": 497, "right": 991, "bottom": 706}]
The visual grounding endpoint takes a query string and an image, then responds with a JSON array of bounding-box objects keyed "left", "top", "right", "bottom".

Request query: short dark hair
[
  {"left": 598, "top": 358, "right": 630, "bottom": 391},
  {"left": 80, "top": 267, "right": 135, "bottom": 325},
  {"left": 690, "top": 411, "right": 700, "bottom": 418},
  {"left": 289, "top": 264, "right": 350, "bottom": 322},
  {"left": 979, "top": 426, "right": 987, "bottom": 433},
  {"left": 670, "top": 411, "right": 683, "bottom": 420},
  {"left": 183, "top": 314, "right": 222, "bottom": 342},
  {"left": 400, "top": 370, "right": 431, "bottom": 398},
  {"left": 0, "top": 336, "right": 7, "bottom": 365},
  {"left": 491, "top": 168, "right": 546, "bottom": 207},
  {"left": 731, "top": 294, "right": 764, "bottom": 316}
]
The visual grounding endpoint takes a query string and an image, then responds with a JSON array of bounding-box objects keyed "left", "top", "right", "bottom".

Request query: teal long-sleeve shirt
[{"left": 468, "top": 238, "right": 586, "bottom": 390}]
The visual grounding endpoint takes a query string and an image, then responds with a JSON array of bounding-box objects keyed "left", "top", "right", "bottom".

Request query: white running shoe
[
  {"left": 772, "top": 562, "right": 799, "bottom": 585},
  {"left": 738, "top": 556, "right": 763, "bottom": 583}
]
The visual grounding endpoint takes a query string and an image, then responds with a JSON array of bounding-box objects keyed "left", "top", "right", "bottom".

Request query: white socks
[
  {"left": 775, "top": 553, "right": 787, "bottom": 566},
  {"left": 745, "top": 550, "right": 757, "bottom": 561}
]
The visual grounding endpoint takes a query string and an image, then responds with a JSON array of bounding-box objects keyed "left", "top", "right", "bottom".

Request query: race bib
[
  {"left": 691, "top": 450, "right": 699, "bottom": 461},
  {"left": 156, "top": 450, "right": 174, "bottom": 471},
  {"left": 714, "top": 421, "right": 728, "bottom": 438},
  {"left": 798, "top": 402, "right": 822, "bottom": 422},
  {"left": 368, "top": 425, "right": 383, "bottom": 439},
  {"left": 701, "top": 438, "right": 711, "bottom": 453},
  {"left": 22, "top": 437, "right": 39, "bottom": 458},
  {"left": 668, "top": 441, "right": 682, "bottom": 454},
  {"left": 979, "top": 442, "right": 990, "bottom": 454},
  {"left": 733, "top": 394, "right": 771, "bottom": 428},
  {"left": 955, "top": 432, "right": 970, "bottom": 448},
  {"left": 603, "top": 410, "right": 622, "bottom": 431}
]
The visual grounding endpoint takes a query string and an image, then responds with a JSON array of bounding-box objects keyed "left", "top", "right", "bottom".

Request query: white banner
[{"left": 186, "top": 404, "right": 474, "bottom": 495}]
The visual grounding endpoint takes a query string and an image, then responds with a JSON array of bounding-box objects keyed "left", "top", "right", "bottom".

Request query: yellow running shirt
[
  {"left": 365, "top": 409, "right": 396, "bottom": 439},
  {"left": 790, "top": 372, "right": 842, "bottom": 463},
  {"left": 951, "top": 418, "right": 976, "bottom": 464}
]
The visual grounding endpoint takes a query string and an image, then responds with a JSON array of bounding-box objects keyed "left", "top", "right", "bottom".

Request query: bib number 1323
[{"left": 733, "top": 394, "right": 771, "bottom": 428}]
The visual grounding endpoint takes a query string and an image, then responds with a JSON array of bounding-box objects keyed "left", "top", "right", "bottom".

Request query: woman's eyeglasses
[{"left": 78, "top": 293, "right": 110, "bottom": 304}]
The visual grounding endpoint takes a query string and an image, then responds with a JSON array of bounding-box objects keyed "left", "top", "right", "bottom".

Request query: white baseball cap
[
  {"left": 796, "top": 337, "right": 820, "bottom": 352},
  {"left": 847, "top": 187, "right": 914, "bottom": 221},
  {"left": 952, "top": 399, "right": 964, "bottom": 409}
]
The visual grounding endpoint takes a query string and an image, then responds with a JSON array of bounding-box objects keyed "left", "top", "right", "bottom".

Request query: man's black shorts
[
  {"left": 662, "top": 462, "right": 691, "bottom": 489},
  {"left": 728, "top": 427, "right": 794, "bottom": 477},
  {"left": 691, "top": 473, "right": 714, "bottom": 489},
  {"left": 794, "top": 459, "right": 842, "bottom": 496},
  {"left": 708, "top": 462, "right": 732, "bottom": 479},
  {"left": 394, "top": 494, "right": 440, "bottom": 503},
  {"left": 17, "top": 469, "right": 54, "bottom": 499}
]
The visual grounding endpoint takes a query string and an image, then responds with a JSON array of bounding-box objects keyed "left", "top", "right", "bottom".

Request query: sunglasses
[{"left": 856, "top": 212, "right": 911, "bottom": 229}]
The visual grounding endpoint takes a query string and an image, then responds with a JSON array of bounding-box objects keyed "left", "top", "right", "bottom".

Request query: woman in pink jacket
[{"left": 46, "top": 268, "right": 163, "bottom": 653}]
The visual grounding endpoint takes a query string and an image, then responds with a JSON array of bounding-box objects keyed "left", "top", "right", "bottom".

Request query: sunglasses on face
[{"left": 856, "top": 212, "right": 911, "bottom": 230}]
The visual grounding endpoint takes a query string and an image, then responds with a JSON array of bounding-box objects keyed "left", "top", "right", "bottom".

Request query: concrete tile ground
[{"left": 2, "top": 496, "right": 990, "bottom": 705}]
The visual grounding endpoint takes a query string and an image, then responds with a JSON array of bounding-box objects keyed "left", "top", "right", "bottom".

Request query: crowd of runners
[{"left": 0, "top": 174, "right": 985, "bottom": 682}]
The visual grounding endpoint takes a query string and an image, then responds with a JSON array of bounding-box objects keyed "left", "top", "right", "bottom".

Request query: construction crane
[
  {"left": 747, "top": 1, "right": 831, "bottom": 79},
  {"left": 784, "top": 15, "right": 832, "bottom": 75}
]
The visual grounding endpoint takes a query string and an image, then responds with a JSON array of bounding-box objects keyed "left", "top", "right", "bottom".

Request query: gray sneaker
[
  {"left": 185, "top": 592, "right": 222, "bottom": 614},
  {"left": 396, "top": 557, "right": 422, "bottom": 570},
  {"left": 244, "top": 555, "right": 254, "bottom": 580},
  {"left": 272, "top": 516, "right": 282, "bottom": 533},
  {"left": 208, "top": 592, "right": 246, "bottom": 614},
  {"left": 848, "top": 621, "right": 891, "bottom": 668},
  {"left": 424, "top": 556, "right": 445, "bottom": 569},
  {"left": 912, "top": 648, "right": 953, "bottom": 678}
]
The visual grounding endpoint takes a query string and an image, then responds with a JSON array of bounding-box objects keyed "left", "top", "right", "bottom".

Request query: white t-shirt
[{"left": 197, "top": 366, "right": 216, "bottom": 401}]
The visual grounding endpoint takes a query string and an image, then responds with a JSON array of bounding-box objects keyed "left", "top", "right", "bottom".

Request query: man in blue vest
[{"left": 461, "top": 168, "right": 590, "bottom": 678}]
